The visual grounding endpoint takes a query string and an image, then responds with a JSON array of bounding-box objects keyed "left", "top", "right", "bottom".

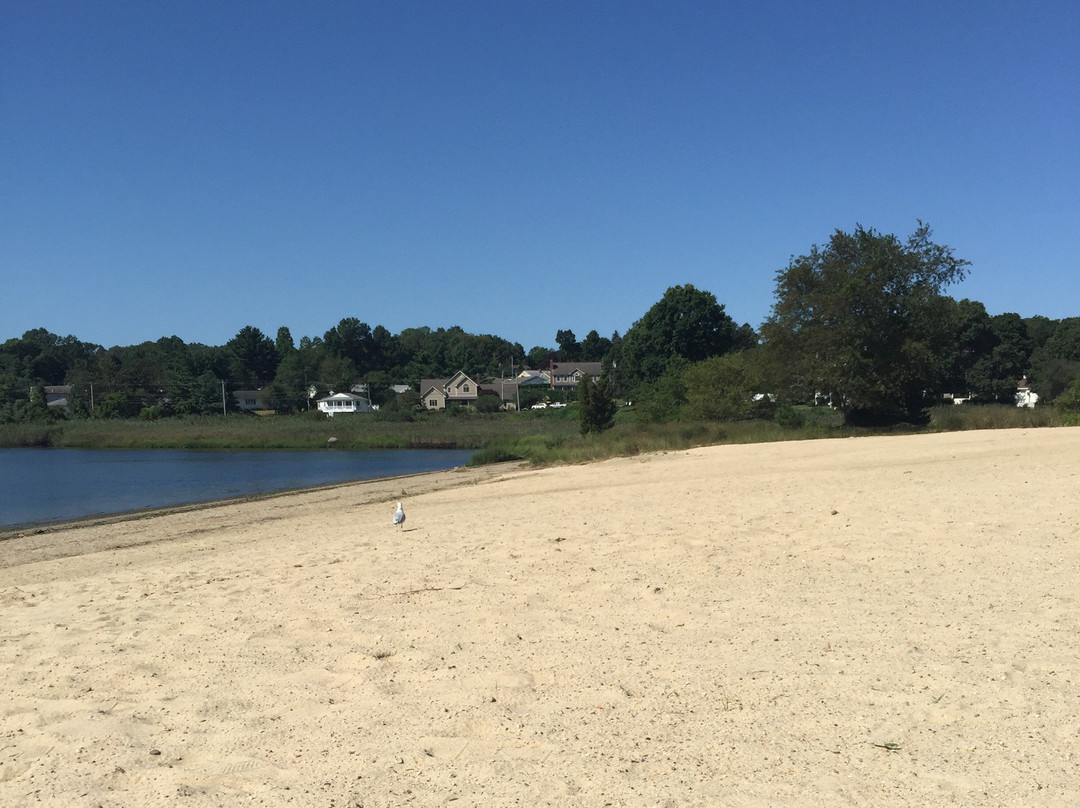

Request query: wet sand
[{"left": 2, "top": 428, "right": 1079, "bottom": 806}]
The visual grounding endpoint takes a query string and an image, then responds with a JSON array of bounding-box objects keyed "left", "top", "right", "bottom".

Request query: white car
[{"left": 530, "top": 402, "right": 548, "bottom": 409}]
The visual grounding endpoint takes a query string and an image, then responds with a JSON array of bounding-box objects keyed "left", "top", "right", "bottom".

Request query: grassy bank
[
  {"left": 0, "top": 410, "right": 583, "bottom": 452},
  {"left": 0, "top": 404, "right": 1065, "bottom": 468},
  {"left": 470, "top": 414, "right": 847, "bottom": 466}
]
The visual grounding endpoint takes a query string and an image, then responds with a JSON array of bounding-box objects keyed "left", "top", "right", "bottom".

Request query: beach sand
[{"left": 2, "top": 428, "right": 1079, "bottom": 807}]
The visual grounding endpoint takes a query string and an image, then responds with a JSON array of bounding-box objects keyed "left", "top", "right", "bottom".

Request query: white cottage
[{"left": 317, "top": 391, "right": 371, "bottom": 417}]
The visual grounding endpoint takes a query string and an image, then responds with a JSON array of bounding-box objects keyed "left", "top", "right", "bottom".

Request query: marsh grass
[
  {"left": 0, "top": 422, "right": 61, "bottom": 447},
  {"left": 479, "top": 412, "right": 849, "bottom": 467},
  {"left": 0, "top": 411, "right": 582, "bottom": 452},
  {"left": 927, "top": 404, "right": 1061, "bottom": 432}
]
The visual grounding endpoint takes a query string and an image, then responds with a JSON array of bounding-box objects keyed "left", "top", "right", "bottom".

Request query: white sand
[{"left": 2, "top": 428, "right": 1079, "bottom": 807}]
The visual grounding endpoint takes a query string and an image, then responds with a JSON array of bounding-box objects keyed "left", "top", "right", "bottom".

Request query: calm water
[{"left": 0, "top": 448, "right": 473, "bottom": 528}]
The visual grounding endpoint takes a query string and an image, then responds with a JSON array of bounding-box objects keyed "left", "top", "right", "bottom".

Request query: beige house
[{"left": 420, "top": 371, "right": 479, "bottom": 410}]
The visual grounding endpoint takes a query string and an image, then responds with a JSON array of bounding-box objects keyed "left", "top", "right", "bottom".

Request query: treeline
[
  {"left": 4, "top": 222, "right": 1080, "bottom": 427},
  {"left": 0, "top": 321, "right": 622, "bottom": 422}
]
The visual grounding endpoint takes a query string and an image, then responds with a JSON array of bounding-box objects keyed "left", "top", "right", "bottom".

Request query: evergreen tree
[{"left": 578, "top": 373, "right": 616, "bottom": 435}]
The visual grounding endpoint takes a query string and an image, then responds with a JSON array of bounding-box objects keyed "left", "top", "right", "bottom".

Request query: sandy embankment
[{"left": 2, "top": 428, "right": 1079, "bottom": 807}]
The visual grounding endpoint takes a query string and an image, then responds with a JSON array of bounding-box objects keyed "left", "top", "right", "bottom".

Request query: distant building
[
  {"left": 479, "top": 378, "right": 521, "bottom": 410},
  {"left": 44, "top": 385, "right": 72, "bottom": 411},
  {"left": 232, "top": 389, "right": 270, "bottom": 411},
  {"left": 516, "top": 362, "right": 603, "bottom": 390},
  {"left": 548, "top": 362, "right": 603, "bottom": 390}
]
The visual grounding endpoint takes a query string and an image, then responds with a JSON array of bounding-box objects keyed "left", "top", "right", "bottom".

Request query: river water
[{"left": 0, "top": 448, "right": 473, "bottom": 529}]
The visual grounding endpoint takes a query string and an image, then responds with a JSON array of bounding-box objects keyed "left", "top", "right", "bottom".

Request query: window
[{"left": 463, "top": 384, "right": 470, "bottom": 393}]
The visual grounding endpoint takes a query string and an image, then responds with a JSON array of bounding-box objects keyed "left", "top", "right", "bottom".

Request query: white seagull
[{"left": 393, "top": 502, "right": 406, "bottom": 529}]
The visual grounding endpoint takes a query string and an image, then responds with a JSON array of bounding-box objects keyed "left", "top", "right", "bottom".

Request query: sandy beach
[{"left": 2, "top": 427, "right": 1079, "bottom": 807}]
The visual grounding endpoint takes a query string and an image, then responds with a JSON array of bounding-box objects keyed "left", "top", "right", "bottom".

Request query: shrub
[
  {"left": 773, "top": 404, "right": 806, "bottom": 428},
  {"left": 468, "top": 444, "right": 524, "bottom": 465},
  {"left": 683, "top": 352, "right": 768, "bottom": 421},
  {"left": 1053, "top": 376, "right": 1080, "bottom": 425}
]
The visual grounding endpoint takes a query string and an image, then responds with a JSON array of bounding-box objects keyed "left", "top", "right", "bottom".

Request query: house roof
[
  {"left": 550, "top": 362, "right": 603, "bottom": 376},
  {"left": 515, "top": 370, "right": 550, "bottom": 385},
  {"left": 317, "top": 392, "right": 366, "bottom": 403},
  {"left": 480, "top": 380, "right": 519, "bottom": 400},
  {"left": 422, "top": 373, "right": 479, "bottom": 397}
]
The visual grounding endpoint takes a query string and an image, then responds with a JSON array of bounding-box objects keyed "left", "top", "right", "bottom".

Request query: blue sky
[{"left": 3, "top": 1, "right": 1078, "bottom": 351}]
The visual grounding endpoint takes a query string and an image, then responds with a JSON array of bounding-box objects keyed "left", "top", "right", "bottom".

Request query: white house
[
  {"left": 1015, "top": 377, "right": 1039, "bottom": 409},
  {"left": 317, "top": 391, "right": 372, "bottom": 417}
]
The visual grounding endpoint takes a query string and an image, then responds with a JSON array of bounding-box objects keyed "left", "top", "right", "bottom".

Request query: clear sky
[{"left": 3, "top": 1, "right": 1078, "bottom": 351}]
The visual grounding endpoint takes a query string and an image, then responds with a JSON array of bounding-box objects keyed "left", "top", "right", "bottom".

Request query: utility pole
[
  {"left": 510, "top": 356, "right": 520, "bottom": 411},
  {"left": 221, "top": 380, "right": 227, "bottom": 415}
]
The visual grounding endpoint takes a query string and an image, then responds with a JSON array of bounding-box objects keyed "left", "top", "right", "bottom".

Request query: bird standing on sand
[{"left": 393, "top": 502, "right": 406, "bottom": 528}]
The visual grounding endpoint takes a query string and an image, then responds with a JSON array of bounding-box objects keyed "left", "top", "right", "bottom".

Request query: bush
[
  {"left": 683, "top": 352, "right": 768, "bottom": 421},
  {"left": 475, "top": 395, "right": 503, "bottom": 414},
  {"left": 1052, "top": 377, "right": 1080, "bottom": 425},
  {"left": 139, "top": 404, "right": 168, "bottom": 420},
  {"left": 468, "top": 444, "right": 525, "bottom": 465},
  {"left": 773, "top": 404, "right": 806, "bottom": 428}
]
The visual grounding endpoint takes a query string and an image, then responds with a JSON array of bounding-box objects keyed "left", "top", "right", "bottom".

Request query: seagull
[{"left": 393, "top": 502, "right": 406, "bottom": 529}]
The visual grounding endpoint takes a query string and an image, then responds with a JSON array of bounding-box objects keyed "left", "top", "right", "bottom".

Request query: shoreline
[
  {"left": 0, "top": 446, "right": 479, "bottom": 540},
  {"left": 0, "top": 461, "right": 520, "bottom": 569}
]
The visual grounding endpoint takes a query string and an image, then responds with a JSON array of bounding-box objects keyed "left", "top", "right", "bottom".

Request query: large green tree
[
  {"left": 1029, "top": 317, "right": 1080, "bottom": 399},
  {"left": 580, "top": 329, "right": 613, "bottom": 362},
  {"left": 227, "top": 326, "right": 279, "bottom": 388},
  {"left": 556, "top": 329, "right": 580, "bottom": 361},
  {"left": 620, "top": 284, "right": 744, "bottom": 392},
  {"left": 761, "top": 223, "right": 969, "bottom": 425},
  {"left": 937, "top": 299, "right": 1030, "bottom": 403}
]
